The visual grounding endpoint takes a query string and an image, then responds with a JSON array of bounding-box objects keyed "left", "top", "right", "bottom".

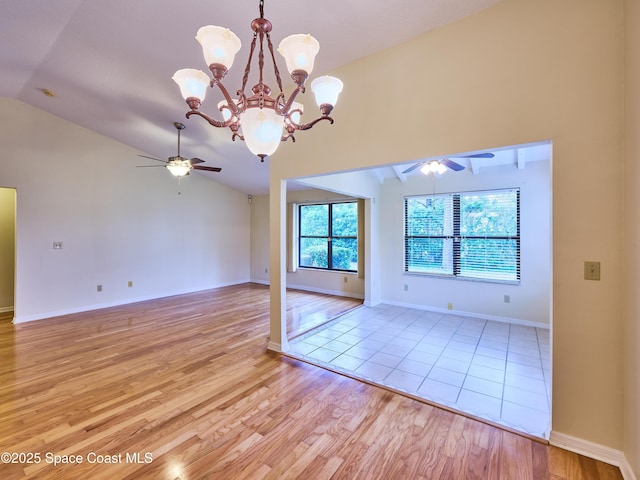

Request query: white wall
[
  {"left": 0, "top": 188, "right": 16, "bottom": 311},
  {"left": 379, "top": 159, "right": 551, "bottom": 325},
  {"left": 1, "top": 98, "right": 250, "bottom": 322}
]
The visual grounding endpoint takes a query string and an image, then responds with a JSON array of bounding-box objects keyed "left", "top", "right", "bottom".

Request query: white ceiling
[
  {"left": 1, "top": 0, "right": 507, "bottom": 194},
  {"left": 289, "top": 141, "right": 552, "bottom": 191}
]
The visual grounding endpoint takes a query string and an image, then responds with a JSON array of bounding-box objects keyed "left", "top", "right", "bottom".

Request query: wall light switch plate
[{"left": 584, "top": 261, "right": 601, "bottom": 281}]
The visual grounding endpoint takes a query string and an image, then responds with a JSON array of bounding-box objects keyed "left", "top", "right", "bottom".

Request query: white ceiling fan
[
  {"left": 137, "top": 122, "right": 222, "bottom": 177},
  {"left": 402, "top": 153, "right": 495, "bottom": 175}
]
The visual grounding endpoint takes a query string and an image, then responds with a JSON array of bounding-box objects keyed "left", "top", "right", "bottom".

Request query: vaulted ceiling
[{"left": 1, "top": 0, "right": 507, "bottom": 194}]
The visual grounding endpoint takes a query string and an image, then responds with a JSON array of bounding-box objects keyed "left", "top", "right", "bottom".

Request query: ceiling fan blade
[
  {"left": 441, "top": 158, "right": 465, "bottom": 171},
  {"left": 138, "top": 155, "right": 168, "bottom": 164},
  {"left": 456, "top": 152, "right": 495, "bottom": 158},
  {"left": 402, "top": 162, "right": 425, "bottom": 174},
  {"left": 189, "top": 157, "right": 205, "bottom": 165},
  {"left": 193, "top": 166, "right": 222, "bottom": 172}
]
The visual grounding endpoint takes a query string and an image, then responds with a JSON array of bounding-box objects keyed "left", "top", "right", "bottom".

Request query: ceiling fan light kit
[
  {"left": 403, "top": 153, "right": 496, "bottom": 175},
  {"left": 421, "top": 161, "right": 448, "bottom": 175},
  {"left": 172, "top": 0, "right": 343, "bottom": 161},
  {"left": 165, "top": 159, "right": 192, "bottom": 177}
]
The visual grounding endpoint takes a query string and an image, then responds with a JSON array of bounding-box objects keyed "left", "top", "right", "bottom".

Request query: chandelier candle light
[{"left": 173, "top": 0, "right": 343, "bottom": 161}]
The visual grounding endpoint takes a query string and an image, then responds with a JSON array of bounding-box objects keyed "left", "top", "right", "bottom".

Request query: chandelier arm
[
  {"left": 186, "top": 110, "right": 231, "bottom": 129},
  {"left": 289, "top": 115, "right": 334, "bottom": 131},
  {"left": 277, "top": 85, "right": 305, "bottom": 115},
  {"left": 212, "top": 79, "right": 242, "bottom": 117}
]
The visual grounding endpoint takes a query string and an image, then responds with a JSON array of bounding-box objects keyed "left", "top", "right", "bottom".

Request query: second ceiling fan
[
  {"left": 137, "top": 122, "right": 222, "bottom": 177},
  {"left": 402, "top": 153, "right": 495, "bottom": 175}
]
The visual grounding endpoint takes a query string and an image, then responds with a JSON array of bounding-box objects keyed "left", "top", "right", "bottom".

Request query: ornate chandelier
[{"left": 172, "top": 0, "right": 343, "bottom": 162}]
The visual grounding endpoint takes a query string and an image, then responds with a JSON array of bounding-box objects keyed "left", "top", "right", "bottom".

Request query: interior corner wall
[
  {"left": 0, "top": 188, "right": 16, "bottom": 311},
  {"left": 270, "top": 0, "right": 624, "bottom": 451},
  {"left": 623, "top": 0, "right": 640, "bottom": 475},
  {"left": 250, "top": 193, "right": 270, "bottom": 284},
  {"left": 1, "top": 98, "right": 251, "bottom": 322},
  {"left": 379, "top": 160, "right": 550, "bottom": 325}
]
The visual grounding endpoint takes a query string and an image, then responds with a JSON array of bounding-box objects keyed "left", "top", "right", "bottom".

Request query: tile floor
[{"left": 288, "top": 303, "right": 551, "bottom": 439}]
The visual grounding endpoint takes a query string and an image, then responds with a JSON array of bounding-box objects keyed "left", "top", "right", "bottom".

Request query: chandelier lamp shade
[{"left": 172, "top": 0, "right": 343, "bottom": 161}]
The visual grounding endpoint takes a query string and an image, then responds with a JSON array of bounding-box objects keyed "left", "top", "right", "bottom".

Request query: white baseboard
[
  {"left": 550, "top": 431, "right": 636, "bottom": 479},
  {"left": 267, "top": 341, "right": 282, "bottom": 352},
  {"left": 0, "top": 306, "right": 14, "bottom": 313},
  {"left": 12, "top": 280, "right": 249, "bottom": 324},
  {"left": 250, "top": 278, "right": 270, "bottom": 286},
  {"left": 380, "top": 299, "right": 549, "bottom": 329}
]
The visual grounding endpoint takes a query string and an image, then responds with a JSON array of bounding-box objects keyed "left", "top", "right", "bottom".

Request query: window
[
  {"left": 299, "top": 202, "right": 358, "bottom": 272},
  {"left": 404, "top": 189, "right": 520, "bottom": 282}
]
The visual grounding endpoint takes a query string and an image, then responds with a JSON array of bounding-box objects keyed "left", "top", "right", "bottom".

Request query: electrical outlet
[
  {"left": 53, "top": 241, "right": 63, "bottom": 250},
  {"left": 504, "top": 295, "right": 511, "bottom": 304},
  {"left": 447, "top": 303, "right": 453, "bottom": 310},
  {"left": 403, "top": 284, "right": 408, "bottom": 291},
  {"left": 264, "top": 268, "right": 268, "bottom": 274},
  {"left": 344, "top": 276, "right": 348, "bottom": 283},
  {"left": 584, "top": 261, "right": 600, "bottom": 281},
  {"left": 97, "top": 285, "right": 102, "bottom": 292},
  {"left": 128, "top": 280, "right": 133, "bottom": 287}
]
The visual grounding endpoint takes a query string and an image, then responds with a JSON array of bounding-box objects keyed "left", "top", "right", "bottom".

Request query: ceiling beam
[
  {"left": 517, "top": 148, "right": 526, "bottom": 170},
  {"left": 392, "top": 165, "right": 407, "bottom": 183},
  {"left": 470, "top": 158, "right": 481, "bottom": 175}
]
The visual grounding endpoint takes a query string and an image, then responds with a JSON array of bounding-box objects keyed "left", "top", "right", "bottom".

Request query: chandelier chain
[
  {"left": 240, "top": 32, "right": 258, "bottom": 94},
  {"left": 258, "top": 32, "right": 265, "bottom": 87}
]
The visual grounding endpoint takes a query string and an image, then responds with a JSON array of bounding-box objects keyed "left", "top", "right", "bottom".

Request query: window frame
[
  {"left": 298, "top": 201, "right": 358, "bottom": 273},
  {"left": 404, "top": 188, "right": 520, "bottom": 284}
]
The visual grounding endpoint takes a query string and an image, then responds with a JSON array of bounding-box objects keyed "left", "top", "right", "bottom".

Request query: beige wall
[
  {"left": 0, "top": 188, "right": 16, "bottom": 311},
  {"left": 624, "top": 0, "right": 640, "bottom": 474},
  {"left": 270, "top": 0, "right": 625, "bottom": 452}
]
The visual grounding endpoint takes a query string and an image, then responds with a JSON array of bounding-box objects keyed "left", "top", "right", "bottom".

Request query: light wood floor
[
  {"left": 0, "top": 284, "right": 622, "bottom": 479},
  {"left": 286, "top": 288, "right": 362, "bottom": 337}
]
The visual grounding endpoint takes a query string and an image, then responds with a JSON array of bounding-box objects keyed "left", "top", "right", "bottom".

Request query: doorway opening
[
  {"left": 277, "top": 141, "right": 552, "bottom": 440},
  {"left": 0, "top": 187, "right": 16, "bottom": 323}
]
